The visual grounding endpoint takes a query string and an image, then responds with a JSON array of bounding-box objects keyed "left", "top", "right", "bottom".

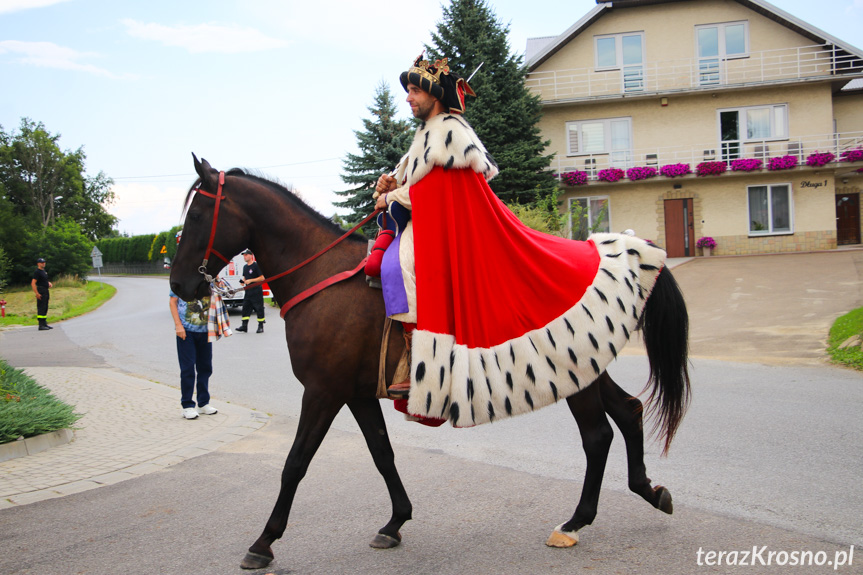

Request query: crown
[{"left": 408, "top": 54, "right": 451, "bottom": 86}]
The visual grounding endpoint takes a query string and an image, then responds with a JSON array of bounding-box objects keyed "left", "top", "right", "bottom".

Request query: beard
[{"left": 412, "top": 99, "right": 436, "bottom": 121}]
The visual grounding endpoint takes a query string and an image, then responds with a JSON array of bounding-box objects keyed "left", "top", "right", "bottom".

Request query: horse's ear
[{"left": 192, "top": 153, "right": 218, "bottom": 189}]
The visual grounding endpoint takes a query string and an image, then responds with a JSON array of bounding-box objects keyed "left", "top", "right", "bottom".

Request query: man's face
[
  {"left": 243, "top": 253, "right": 252, "bottom": 263},
  {"left": 406, "top": 84, "right": 440, "bottom": 121},
  {"left": 37, "top": 262, "right": 46, "bottom": 269}
]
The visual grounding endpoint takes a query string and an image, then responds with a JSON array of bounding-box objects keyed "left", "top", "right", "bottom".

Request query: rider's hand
[{"left": 375, "top": 174, "right": 396, "bottom": 195}]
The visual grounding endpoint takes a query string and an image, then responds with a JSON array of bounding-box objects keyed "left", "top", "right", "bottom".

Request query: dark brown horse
[{"left": 169, "top": 156, "right": 691, "bottom": 570}]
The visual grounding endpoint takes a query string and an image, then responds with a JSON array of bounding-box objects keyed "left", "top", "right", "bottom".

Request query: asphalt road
[{"left": 2, "top": 252, "right": 862, "bottom": 574}]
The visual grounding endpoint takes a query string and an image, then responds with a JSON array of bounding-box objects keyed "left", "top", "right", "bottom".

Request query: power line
[{"left": 112, "top": 157, "right": 342, "bottom": 181}]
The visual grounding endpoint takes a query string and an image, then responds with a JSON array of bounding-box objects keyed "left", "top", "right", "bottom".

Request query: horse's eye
[{"left": 188, "top": 210, "right": 201, "bottom": 222}]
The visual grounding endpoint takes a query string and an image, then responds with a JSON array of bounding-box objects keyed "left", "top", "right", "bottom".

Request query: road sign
[{"left": 160, "top": 245, "right": 167, "bottom": 254}]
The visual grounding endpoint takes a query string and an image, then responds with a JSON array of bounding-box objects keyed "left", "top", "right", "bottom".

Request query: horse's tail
[{"left": 641, "top": 266, "right": 691, "bottom": 455}]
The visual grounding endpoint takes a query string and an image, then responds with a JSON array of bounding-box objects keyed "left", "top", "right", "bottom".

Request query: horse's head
[{"left": 169, "top": 154, "right": 251, "bottom": 301}]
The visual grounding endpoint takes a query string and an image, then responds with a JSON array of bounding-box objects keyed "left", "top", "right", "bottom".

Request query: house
[{"left": 525, "top": 0, "right": 863, "bottom": 256}]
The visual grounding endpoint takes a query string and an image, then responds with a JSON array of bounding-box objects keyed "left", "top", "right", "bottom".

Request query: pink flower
[
  {"left": 729, "top": 158, "right": 763, "bottom": 172},
  {"left": 659, "top": 163, "right": 692, "bottom": 178},
  {"left": 806, "top": 151, "right": 836, "bottom": 167},
  {"left": 559, "top": 170, "right": 588, "bottom": 186},
  {"left": 597, "top": 168, "right": 625, "bottom": 183},
  {"left": 626, "top": 166, "right": 658, "bottom": 181},
  {"left": 696, "top": 161, "right": 727, "bottom": 176},
  {"left": 767, "top": 155, "right": 798, "bottom": 170}
]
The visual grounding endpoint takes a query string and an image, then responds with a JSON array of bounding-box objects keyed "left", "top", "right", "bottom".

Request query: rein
[{"left": 194, "top": 170, "right": 381, "bottom": 317}]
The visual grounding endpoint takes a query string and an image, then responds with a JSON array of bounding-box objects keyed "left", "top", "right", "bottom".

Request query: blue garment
[{"left": 169, "top": 289, "right": 208, "bottom": 332}]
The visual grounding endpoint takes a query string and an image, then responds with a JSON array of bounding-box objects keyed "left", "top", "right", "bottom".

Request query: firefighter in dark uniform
[
  {"left": 31, "top": 257, "right": 53, "bottom": 331},
  {"left": 236, "top": 249, "right": 266, "bottom": 333}
]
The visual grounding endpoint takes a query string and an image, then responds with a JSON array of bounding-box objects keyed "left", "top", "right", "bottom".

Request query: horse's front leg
[
  {"left": 598, "top": 372, "right": 673, "bottom": 514},
  {"left": 347, "top": 397, "right": 413, "bottom": 548},
  {"left": 547, "top": 381, "right": 613, "bottom": 548},
  {"left": 241, "top": 390, "right": 343, "bottom": 570}
]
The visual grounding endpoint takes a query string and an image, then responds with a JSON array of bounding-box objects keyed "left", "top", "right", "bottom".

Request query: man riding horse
[{"left": 373, "top": 55, "right": 668, "bottom": 427}]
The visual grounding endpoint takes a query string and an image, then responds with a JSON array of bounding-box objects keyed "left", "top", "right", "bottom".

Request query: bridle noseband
[{"left": 194, "top": 171, "right": 233, "bottom": 295}]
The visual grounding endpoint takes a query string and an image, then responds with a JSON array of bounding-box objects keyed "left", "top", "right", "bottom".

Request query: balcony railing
[
  {"left": 550, "top": 130, "right": 863, "bottom": 184},
  {"left": 527, "top": 43, "right": 863, "bottom": 102}
]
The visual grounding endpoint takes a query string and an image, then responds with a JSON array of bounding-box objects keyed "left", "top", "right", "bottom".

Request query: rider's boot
[{"left": 387, "top": 324, "right": 414, "bottom": 399}]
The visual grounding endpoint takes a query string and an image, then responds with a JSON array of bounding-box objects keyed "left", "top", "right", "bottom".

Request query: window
[
  {"left": 569, "top": 196, "right": 610, "bottom": 240},
  {"left": 595, "top": 32, "right": 644, "bottom": 91},
  {"left": 719, "top": 104, "right": 788, "bottom": 160},
  {"left": 697, "top": 21, "right": 749, "bottom": 85},
  {"left": 748, "top": 184, "right": 792, "bottom": 235},
  {"left": 566, "top": 117, "right": 632, "bottom": 158}
]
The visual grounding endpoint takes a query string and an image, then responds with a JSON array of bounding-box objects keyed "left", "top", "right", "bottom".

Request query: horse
[{"left": 169, "top": 155, "right": 691, "bottom": 570}]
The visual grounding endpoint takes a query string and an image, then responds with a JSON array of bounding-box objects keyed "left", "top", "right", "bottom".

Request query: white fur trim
[{"left": 406, "top": 233, "right": 666, "bottom": 426}]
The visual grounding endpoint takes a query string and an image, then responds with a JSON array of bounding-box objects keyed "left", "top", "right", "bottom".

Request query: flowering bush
[
  {"left": 626, "top": 166, "right": 658, "bottom": 181},
  {"left": 840, "top": 148, "right": 863, "bottom": 163},
  {"left": 767, "top": 155, "right": 798, "bottom": 170},
  {"left": 559, "top": 170, "right": 588, "bottom": 186},
  {"left": 806, "top": 151, "right": 836, "bottom": 167},
  {"left": 729, "top": 158, "right": 763, "bottom": 172},
  {"left": 597, "top": 168, "right": 625, "bottom": 183},
  {"left": 696, "top": 161, "right": 727, "bottom": 177},
  {"left": 659, "top": 163, "right": 692, "bottom": 178},
  {"left": 696, "top": 236, "right": 716, "bottom": 249}
]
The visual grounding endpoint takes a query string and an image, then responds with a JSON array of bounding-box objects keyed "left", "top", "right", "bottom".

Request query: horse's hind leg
[
  {"left": 347, "top": 397, "right": 413, "bottom": 549},
  {"left": 598, "top": 372, "right": 673, "bottom": 514},
  {"left": 241, "top": 391, "right": 343, "bottom": 570},
  {"left": 548, "top": 381, "right": 613, "bottom": 547}
]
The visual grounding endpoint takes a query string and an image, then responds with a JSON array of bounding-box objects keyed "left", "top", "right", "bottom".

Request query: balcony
[
  {"left": 551, "top": 130, "right": 863, "bottom": 185},
  {"left": 527, "top": 43, "right": 863, "bottom": 103}
]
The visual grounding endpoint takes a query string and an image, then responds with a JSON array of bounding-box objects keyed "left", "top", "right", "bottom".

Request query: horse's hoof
[
  {"left": 656, "top": 486, "right": 673, "bottom": 515},
  {"left": 546, "top": 527, "right": 579, "bottom": 548},
  {"left": 240, "top": 551, "right": 274, "bottom": 570},
  {"left": 370, "top": 532, "right": 402, "bottom": 549}
]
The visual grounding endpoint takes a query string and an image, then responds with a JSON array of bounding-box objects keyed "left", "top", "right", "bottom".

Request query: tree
[
  {"left": 335, "top": 81, "right": 413, "bottom": 231},
  {"left": 0, "top": 118, "right": 117, "bottom": 240},
  {"left": 426, "top": 0, "right": 557, "bottom": 204}
]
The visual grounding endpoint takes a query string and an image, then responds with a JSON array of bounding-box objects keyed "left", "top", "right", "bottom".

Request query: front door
[
  {"left": 664, "top": 198, "right": 695, "bottom": 257},
  {"left": 836, "top": 193, "right": 860, "bottom": 245}
]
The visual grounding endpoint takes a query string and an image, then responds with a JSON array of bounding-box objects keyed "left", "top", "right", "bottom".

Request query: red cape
[{"left": 410, "top": 166, "right": 601, "bottom": 347}]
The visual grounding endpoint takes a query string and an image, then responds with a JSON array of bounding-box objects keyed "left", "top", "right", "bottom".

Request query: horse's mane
[{"left": 183, "top": 168, "right": 359, "bottom": 239}]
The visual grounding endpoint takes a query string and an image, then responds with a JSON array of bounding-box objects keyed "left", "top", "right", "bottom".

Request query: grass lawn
[
  {"left": 827, "top": 307, "right": 863, "bottom": 371},
  {"left": 0, "top": 359, "right": 82, "bottom": 443},
  {"left": 0, "top": 277, "right": 116, "bottom": 328}
]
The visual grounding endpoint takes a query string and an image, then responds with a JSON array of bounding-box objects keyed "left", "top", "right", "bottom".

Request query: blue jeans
[{"left": 176, "top": 330, "right": 213, "bottom": 408}]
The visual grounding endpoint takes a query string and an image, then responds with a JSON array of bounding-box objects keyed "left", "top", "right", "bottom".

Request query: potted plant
[
  {"left": 626, "top": 166, "right": 658, "bottom": 181},
  {"left": 805, "top": 151, "right": 836, "bottom": 167},
  {"left": 559, "top": 170, "right": 589, "bottom": 186},
  {"left": 696, "top": 161, "right": 727, "bottom": 177},
  {"left": 840, "top": 148, "right": 863, "bottom": 163},
  {"left": 729, "top": 158, "right": 763, "bottom": 172},
  {"left": 767, "top": 155, "right": 798, "bottom": 171},
  {"left": 597, "top": 168, "right": 625, "bottom": 183},
  {"left": 659, "top": 163, "right": 692, "bottom": 178},
  {"left": 696, "top": 236, "right": 716, "bottom": 256}
]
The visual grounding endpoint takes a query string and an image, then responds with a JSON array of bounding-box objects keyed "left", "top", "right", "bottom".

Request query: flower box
[
  {"left": 597, "top": 168, "right": 625, "bottom": 183},
  {"left": 767, "top": 155, "right": 798, "bottom": 171},
  {"left": 659, "top": 163, "right": 692, "bottom": 178},
  {"left": 626, "top": 166, "right": 658, "bottom": 181},
  {"left": 805, "top": 151, "right": 836, "bottom": 167},
  {"left": 840, "top": 148, "right": 863, "bottom": 163},
  {"left": 696, "top": 161, "right": 727, "bottom": 177},
  {"left": 559, "top": 170, "right": 588, "bottom": 186},
  {"left": 729, "top": 158, "right": 763, "bottom": 172}
]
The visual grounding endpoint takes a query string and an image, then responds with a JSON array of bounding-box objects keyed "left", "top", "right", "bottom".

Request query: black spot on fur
[
  {"left": 601, "top": 268, "right": 617, "bottom": 282},
  {"left": 607, "top": 251, "right": 622, "bottom": 258},
  {"left": 440, "top": 366, "right": 445, "bottom": 389},
  {"left": 568, "top": 348, "right": 578, "bottom": 365},
  {"left": 525, "top": 391, "right": 534, "bottom": 409},
  {"left": 581, "top": 304, "right": 595, "bottom": 322},
  {"left": 450, "top": 351, "right": 455, "bottom": 370},
  {"left": 445, "top": 130, "right": 453, "bottom": 148},
  {"left": 591, "top": 358, "right": 600, "bottom": 375},
  {"left": 588, "top": 332, "right": 599, "bottom": 351},
  {"left": 450, "top": 403, "right": 460, "bottom": 426},
  {"left": 419, "top": 121, "right": 427, "bottom": 130},
  {"left": 528, "top": 337, "right": 538, "bottom": 353},
  {"left": 617, "top": 297, "right": 626, "bottom": 313},
  {"left": 564, "top": 317, "right": 575, "bottom": 335},
  {"left": 486, "top": 377, "right": 492, "bottom": 394},
  {"left": 464, "top": 143, "right": 479, "bottom": 158},
  {"left": 594, "top": 287, "right": 608, "bottom": 304},
  {"left": 505, "top": 397, "right": 512, "bottom": 415},
  {"left": 412, "top": 157, "right": 419, "bottom": 175},
  {"left": 609, "top": 342, "right": 618, "bottom": 358},
  {"left": 606, "top": 316, "right": 615, "bottom": 333},
  {"left": 601, "top": 239, "right": 617, "bottom": 245},
  {"left": 494, "top": 351, "right": 501, "bottom": 371},
  {"left": 622, "top": 324, "right": 630, "bottom": 339},
  {"left": 487, "top": 402, "right": 495, "bottom": 421},
  {"left": 433, "top": 338, "right": 437, "bottom": 358},
  {"left": 444, "top": 156, "right": 455, "bottom": 170},
  {"left": 467, "top": 378, "right": 474, "bottom": 400},
  {"left": 510, "top": 344, "right": 515, "bottom": 363},
  {"left": 550, "top": 382, "right": 559, "bottom": 401},
  {"left": 569, "top": 370, "right": 579, "bottom": 388},
  {"left": 480, "top": 354, "right": 486, "bottom": 371},
  {"left": 546, "top": 328, "right": 556, "bottom": 349},
  {"left": 546, "top": 356, "right": 557, "bottom": 374},
  {"left": 441, "top": 395, "right": 449, "bottom": 416},
  {"left": 632, "top": 305, "right": 639, "bottom": 320},
  {"left": 526, "top": 364, "right": 536, "bottom": 384},
  {"left": 471, "top": 405, "right": 476, "bottom": 423},
  {"left": 627, "top": 248, "right": 641, "bottom": 257},
  {"left": 424, "top": 131, "right": 430, "bottom": 148},
  {"left": 416, "top": 361, "right": 426, "bottom": 383},
  {"left": 506, "top": 372, "right": 514, "bottom": 390},
  {"left": 424, "top": 147, "right": 431, "bottom": 163},
  {"left": 426, "top": 392, "right": 432, "bottom": 412},
  {"left": 485, "top": 152, "right": 498, "bottom": 168},
  {"left": 640, "top": 263, "right": 659, "bottom": 271},
  {"left": 624, "top": 276, "right": 634, "bottom": 293}
]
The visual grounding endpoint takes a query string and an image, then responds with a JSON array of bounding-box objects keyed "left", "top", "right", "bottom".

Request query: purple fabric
[{"left": 381, "top": 233, "right": 409, "bottom": 316}]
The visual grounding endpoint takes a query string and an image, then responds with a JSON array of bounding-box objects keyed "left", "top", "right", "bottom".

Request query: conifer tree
[
  {"left": 335, "top": 81, "right": 412, "bottom": 230},
  {"left": 426, "top": 0, "right": 557, "bottom": 204}
]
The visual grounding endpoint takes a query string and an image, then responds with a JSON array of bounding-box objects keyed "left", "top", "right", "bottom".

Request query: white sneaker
[
  {"left": 198, "top": 404, "right": 218, "bottom": 415},
  {"left": 183, "top": 407, "right": 199, "bottom": 419}
]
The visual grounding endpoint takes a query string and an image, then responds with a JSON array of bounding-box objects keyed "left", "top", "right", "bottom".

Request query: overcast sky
[{"left": 1, "top": 0, "right": 861, "bottom": 236}]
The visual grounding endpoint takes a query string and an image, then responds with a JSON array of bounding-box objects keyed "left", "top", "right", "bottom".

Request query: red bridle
[{"left": 191, "top": 170, "right": 382, "bottom": 317}]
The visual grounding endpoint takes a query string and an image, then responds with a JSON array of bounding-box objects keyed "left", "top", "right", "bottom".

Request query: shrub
[
  {"left": 0, "top": 360, "right": 82, "bottom": 443},
  {"left": 659, "top": 163, "right": 692, "bottom": 178}
]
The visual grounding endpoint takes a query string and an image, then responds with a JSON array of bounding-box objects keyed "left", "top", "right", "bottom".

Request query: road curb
[{"left": 0, "top": 428, "right": 75, "bottom": 463}]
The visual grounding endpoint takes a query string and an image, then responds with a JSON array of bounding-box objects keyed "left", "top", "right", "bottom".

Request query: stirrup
[{"left": 387, "top": 380, "right": 410, "bottom": 399}]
